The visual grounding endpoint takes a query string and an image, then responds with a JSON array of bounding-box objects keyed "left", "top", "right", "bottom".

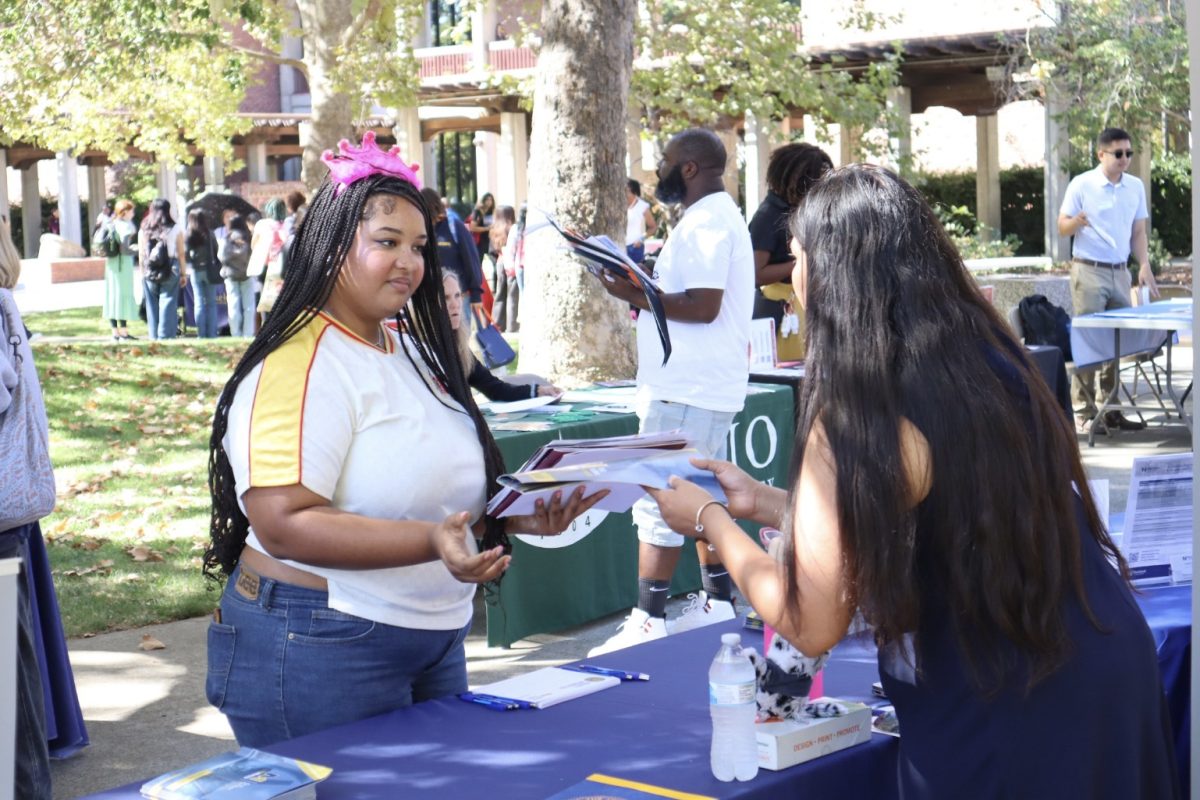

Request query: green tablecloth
[{"left": 485, "top": 383, "right": 794, "bottom": 646}]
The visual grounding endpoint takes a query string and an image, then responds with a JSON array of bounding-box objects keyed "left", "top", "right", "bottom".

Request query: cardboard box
[{"left": 755, "top": 699, "right": 872, "bottom": 771}]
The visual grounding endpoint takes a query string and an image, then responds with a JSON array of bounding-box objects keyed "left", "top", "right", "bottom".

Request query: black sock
[
  {"left": 700, "top": 563, "right": 733, "bottom": 603},
  {"left": 636, "top": 578, "right": 670, "bottom": 618}
]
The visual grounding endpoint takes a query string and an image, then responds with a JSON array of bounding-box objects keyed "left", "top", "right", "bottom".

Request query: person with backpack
[
  {"left": 185, "top": 209, "right": 221, "bottom": 339},
  {"left": 250, "top": 198, "right": 287, "bottom": 319},
  {"left": 218, "top": 214, "right": 255, "bottom": 337},
  {"left": 138, "top": 199, "right": 187, "bottom": 340},
  {"left": 94, "top": 198, "right": 138, "bottom": 341}
]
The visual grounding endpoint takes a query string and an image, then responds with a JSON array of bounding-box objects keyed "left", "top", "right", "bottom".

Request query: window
[
  {"left": 430, "top": 0, "right": 472, "bottom": 46},
  {"left": 435, "top": 131, "right": 477, "bottom": 216}
]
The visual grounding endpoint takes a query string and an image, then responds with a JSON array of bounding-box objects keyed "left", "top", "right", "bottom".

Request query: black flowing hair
[
  {"left": 204, "top": 173, "right": 509, "bottom": 581},
  {"left": 766, "top": 143, "right": 833, "bottom": 207},
  {"left": 782, "top": 164, "right": 1128, "bottom": 690}
]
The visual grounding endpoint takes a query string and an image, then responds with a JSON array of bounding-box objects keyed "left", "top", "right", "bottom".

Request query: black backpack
[
  {"left": 1018, "top": 294, "right": 1073, "bottom": 361},
  {"left": 92, "top": 223, "right": 121, "bottom": 258},
  {"left": 144, "top": 231, "right": 172, "bottom": 282},
  {"left": 187, "top": 233, "right": 222, "bottom": 283}
]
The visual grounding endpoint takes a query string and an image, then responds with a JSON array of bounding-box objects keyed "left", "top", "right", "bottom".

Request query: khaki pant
[{"left": 1069, "top": 260, "right": 1131, "bottom": 418}]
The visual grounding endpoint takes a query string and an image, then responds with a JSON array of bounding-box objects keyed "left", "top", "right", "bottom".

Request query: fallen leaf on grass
[
  {"left": 81, "top": 633, "right": 95, "bottom": 639},
  {"left": 139, "top": 635, "right": 166, "bottom": 651},
  {"left": 75, "top": 538, "right": 103, "bottom": 551},
  {"left": 127, "top": 545, "right": 164, "bottom": 562}
]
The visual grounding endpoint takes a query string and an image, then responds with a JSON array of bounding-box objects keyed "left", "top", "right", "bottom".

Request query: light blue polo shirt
[{"left": 1060, "top": 164, "right": 1148, "bottom": 263}]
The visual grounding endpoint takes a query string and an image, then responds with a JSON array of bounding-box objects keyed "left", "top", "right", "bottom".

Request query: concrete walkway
[{"left": 18, "top": 271, "right": 1193, "bottom": 798}]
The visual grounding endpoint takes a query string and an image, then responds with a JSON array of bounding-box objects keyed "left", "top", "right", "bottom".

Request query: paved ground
[{"left": 16, "top": 268, "right": 1195, "bottom": 798}]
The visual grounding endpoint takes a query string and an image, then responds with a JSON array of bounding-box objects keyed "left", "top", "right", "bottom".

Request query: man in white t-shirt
[
  {"left": 625, "top": 178, "right": 657, "bottom": 264},
  {"left": 591, "top": 128, "right": 754, "bottom": 655},
  {"left": 1057, "top": 126, "right": 1159, "bottom": 433}
]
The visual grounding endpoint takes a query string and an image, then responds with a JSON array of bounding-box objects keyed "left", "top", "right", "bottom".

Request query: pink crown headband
[{"left": 320, "top": 131, "right": 422, "bottom": 196}]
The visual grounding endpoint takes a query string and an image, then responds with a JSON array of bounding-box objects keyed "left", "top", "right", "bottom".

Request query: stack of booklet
[
  {"left": 140, "top": 748, "right": 331, "bottom": 799},
  {"left": 486, "top": 431, "right": 726, "bottom": 518},
  {"left": 542, "top": 214, "right": 672, "bottom": 365}
]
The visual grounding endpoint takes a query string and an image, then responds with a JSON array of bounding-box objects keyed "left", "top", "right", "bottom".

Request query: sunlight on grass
[{"left": 31, "top": 313, "right": 249, "bottom": 637}]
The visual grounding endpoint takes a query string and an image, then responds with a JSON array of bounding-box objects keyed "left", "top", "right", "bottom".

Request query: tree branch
[
  {"left": 339, "top": 0, "right": 385, "bottom": 52},
  {"left": 172, "top": 30, "right": 308, "bottom": 75}
]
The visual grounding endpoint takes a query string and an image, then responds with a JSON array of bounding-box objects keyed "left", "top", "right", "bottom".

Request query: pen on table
[
  {"left": 566, "top": 664, "right": 650, "bottom": 681},
  {"left": 459, "top": 692, "right": 528, "bottom": 710}
]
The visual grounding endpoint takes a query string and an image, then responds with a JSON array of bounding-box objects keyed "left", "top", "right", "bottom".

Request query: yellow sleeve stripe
[{"left": 247, "top": 317, "right": 331, "bottom": 487}]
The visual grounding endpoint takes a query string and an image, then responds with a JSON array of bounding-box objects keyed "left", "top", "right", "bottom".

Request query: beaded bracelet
[{"left": 694, "top": 500, "right": 728, "bottom": 534}]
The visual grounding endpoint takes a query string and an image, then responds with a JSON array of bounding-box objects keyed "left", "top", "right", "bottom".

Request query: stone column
[
  {"left": 498, "top": 111, "right": 528, "bottom": 210},
  {"left": 203, "top": 156, "right": 226, "bottom": 194},
  {"left": 0, "top": 150, "right": 9, "bottom": 221},
  {"left": 975, "top": 114, "right": 1001, "bottom": 242},
  {"left": 839, "top": 125, "right": 862, "bottom": 167},
  {"left": 20, "top": 166, "right": 39, "bottom": 258},
  {"left": 86, "top": 163, "right": 107, "bottom": 234},
  {"left": 56, "top": 151, "right": 83, "bottom": 248},
  {"left": 887, "top": 86, "right": 913, "bottom": 177},
  {"left": 246, "top": 143, "right": 269, "bottom": 184},
  {"left": 474, "top": 131, "right": 497, "bottom": 200},
  {"left": 715, "top": 127, "right": 739, "bottom": 200},
  {"left": 155, "top": 161, "right": 179, "bottom": 218},
  {"left": 471, "top": 0, "right": 497, "bottom": 70},
  {"left": 743, "top": 110, "right": 772, "bottom": 223},
  {"left": 1043, "top": 94, "right": 1070, "bottom": 261},
  {"left": 1126, "top": 125, "right": 1154, "bottom": 231},
  {"left": 392, "top": 107, "right": 425, "bottom": 178}
]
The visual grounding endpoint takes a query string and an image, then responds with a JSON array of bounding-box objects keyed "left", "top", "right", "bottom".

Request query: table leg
[
  {"left": 1089, "top": 329, "right": 1124, "bottom": 447},
  {"left": 1163, "top": 333, "right": 1192, "bottom": 433}
]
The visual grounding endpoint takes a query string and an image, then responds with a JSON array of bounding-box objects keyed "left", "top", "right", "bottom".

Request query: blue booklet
[{"left": 140, "top": 747, "right": 331, "bottom": 799}]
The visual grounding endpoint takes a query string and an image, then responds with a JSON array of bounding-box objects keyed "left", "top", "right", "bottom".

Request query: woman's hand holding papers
[
  {"left": 648, "top": 458, "right": 789, "bottom": 536},
  {"left": 505, "top": 486, "right": 611, "bottom": 536}
]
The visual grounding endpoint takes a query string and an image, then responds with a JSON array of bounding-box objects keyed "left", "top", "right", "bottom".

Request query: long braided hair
[{"left": 204, "top": 173, "right": 508, "bottom": 581}]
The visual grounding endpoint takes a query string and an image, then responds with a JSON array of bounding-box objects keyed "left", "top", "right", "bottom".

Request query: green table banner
[{"left": 485, "top": 383, "right": 795, "bottom": 647}]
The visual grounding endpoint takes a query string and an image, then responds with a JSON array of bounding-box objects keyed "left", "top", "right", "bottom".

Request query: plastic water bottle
[{"left": 709, "top": 632, "right": 759, "bottom": 782}]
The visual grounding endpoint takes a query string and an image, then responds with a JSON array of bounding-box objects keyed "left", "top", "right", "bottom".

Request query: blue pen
[
  {"left": 564, "top": 664, "right": 650, "bottom": 681},
  {"left": 474, "top": 692, "right": 536, "bottom": 709},
  {"left": 459, "top": 692, "right": 520, "bottom": 711}
]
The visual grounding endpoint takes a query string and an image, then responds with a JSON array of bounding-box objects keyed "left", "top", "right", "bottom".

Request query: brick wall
[{"left": 48, "top": 257, "right": 106, "bottom": 284}]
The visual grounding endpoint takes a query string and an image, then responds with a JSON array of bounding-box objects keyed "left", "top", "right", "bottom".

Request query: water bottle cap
[{"left": 721, "top": 633, "right": 740, "bottom": 646}]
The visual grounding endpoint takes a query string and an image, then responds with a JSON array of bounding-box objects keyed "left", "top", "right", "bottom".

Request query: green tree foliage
[
  {"left": 632, "top": 0, "right": 899, "bottom": 139},
  {"left": 1009, "top": 0, "right": 1188, "bottom": 152},
  {"left": 0, "top": 0, "right": 424, "bottom": 180}
]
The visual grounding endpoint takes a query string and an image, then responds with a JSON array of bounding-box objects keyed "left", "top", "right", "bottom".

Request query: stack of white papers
[
  {"left": 487, "top": 431, "right": 726, "bottom": 518},
  {"left": 471, "top": 667, "right": 620, "bottom": 709}
]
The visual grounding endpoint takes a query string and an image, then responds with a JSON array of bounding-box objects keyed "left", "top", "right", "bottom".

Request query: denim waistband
[{"left": 227, "top": 564, "right": 329, "bottom": 611}]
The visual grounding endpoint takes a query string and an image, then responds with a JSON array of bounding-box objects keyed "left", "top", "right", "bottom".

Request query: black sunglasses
[{"left": 1104, "top": 149, "right": 1134, "bottom": 159}]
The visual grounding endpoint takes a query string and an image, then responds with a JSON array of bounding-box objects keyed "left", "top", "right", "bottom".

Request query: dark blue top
[
  {"left": 878, "top": 346, "right": 1179, "bottom": 799},
  {"left": 435, "top": 217, "right": 484, "bottom": 302}
]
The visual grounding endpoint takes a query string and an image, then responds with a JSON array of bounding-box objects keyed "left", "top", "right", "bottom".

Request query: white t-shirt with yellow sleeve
[{"left": 223, "top": 311, "right": 487, "bottom": 630}]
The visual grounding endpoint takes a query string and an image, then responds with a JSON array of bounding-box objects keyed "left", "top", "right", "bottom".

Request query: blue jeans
[
  {"left": 0, "top": 526, "right": 52, "bottom": 800},
  {"left": 192, "top": 271, "right": 219, "bottom": 338},
  {"left": 206, "top": 566, "right": 471, "bottom": 747},
  {"left": 632, "top": 400, "right": 736, "bottom": 547},
  {"left": 144, "top": 266, "right": 180, "bottom": 339},
  {"left": 224, "top": 278, "right": 256, "bottom": 337}
]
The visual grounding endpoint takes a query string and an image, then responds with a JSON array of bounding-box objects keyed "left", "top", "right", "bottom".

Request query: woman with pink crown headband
[{"left": 203, "top": 133, "right": 606, "bottom": 746}]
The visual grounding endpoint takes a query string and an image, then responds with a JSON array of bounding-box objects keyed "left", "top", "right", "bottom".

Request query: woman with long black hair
[
  {"left": 203, "top": 134, "right": 602, "bottom": 747},
  {"left": 648, "top": 165, "right": 1178, "bottom": 798}
]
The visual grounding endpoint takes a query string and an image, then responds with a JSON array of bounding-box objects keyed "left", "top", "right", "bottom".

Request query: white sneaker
[
  {"left": 668, "top": 592, "right": 737, "bottom": 635},
  {"left": 587, "top": 608, "right": 668, "bottom": 657}
]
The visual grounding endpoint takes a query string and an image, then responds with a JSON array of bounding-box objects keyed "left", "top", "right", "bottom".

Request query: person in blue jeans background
[
  {"left": 202, "top": 134, "right": 602, "bottom": 747},
  {"left": 139, "top": 198, "right": 187, "bottom": 339},
  {"left": 185, "top": 208, "right": 219, "bottom": 338}
]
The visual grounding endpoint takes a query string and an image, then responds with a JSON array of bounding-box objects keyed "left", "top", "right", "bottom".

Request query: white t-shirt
[
  {"left": 1060, "top": 165, "right": 1148, "bottom": 264},
  {"left": 223, "top": 312, "right": 487, "bottom": 630},
  {"left": 635, "top": 191, "right": 754, "bottom": 413},
  {"left": 626, "top": 197, "right": 650, "bottom": 245}
]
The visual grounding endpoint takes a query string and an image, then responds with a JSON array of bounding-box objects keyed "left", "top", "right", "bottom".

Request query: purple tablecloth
[{"left": 82, "top": 585, "right": 1190, "bottom": 799}]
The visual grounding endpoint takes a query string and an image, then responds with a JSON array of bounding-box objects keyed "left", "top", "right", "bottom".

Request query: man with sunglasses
[{"left": 1058, "top": 127, "right": 1158, "bottom": 433}]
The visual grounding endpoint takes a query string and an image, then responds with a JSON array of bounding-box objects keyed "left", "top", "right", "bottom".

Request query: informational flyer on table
[{"left": 1121, "top": 453, "right": 1193, "bottom": 586}]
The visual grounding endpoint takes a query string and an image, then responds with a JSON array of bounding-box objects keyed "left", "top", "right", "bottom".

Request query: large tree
[
  {"left": 520, "top": 0, "right": 639, "bottom": 384},
  {"left": 1007, "top": 0, "right": 1189, "bottom": 152},
  {"left": 0, "top": 0, "right": 424, "bottom": 188}
]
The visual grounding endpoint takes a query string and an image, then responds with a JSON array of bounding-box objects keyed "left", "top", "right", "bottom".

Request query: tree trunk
[
  {"left": 520, "top": 0, "right": 638, "bottom": 385},
  {"left": 297, "top": 0, "right": 354, "bottom": 191}
]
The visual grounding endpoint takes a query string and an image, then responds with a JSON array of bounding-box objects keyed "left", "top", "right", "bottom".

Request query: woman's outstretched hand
[
  {"left": 689, "top": 458, "right": 762, "bottom": 520},
  {"left": 506, "top": 485, "right": 611, "bottom": 536},
  {"left": 434, "top": 511, "right": 510, "bottom": 584},
  {"left": 645, "top": 476, "right": 721, "bottom": 539}
]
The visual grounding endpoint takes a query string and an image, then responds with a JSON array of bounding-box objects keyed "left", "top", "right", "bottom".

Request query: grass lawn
[{"left": 24, "top": 306, "right": 247, "bottom": 637}]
